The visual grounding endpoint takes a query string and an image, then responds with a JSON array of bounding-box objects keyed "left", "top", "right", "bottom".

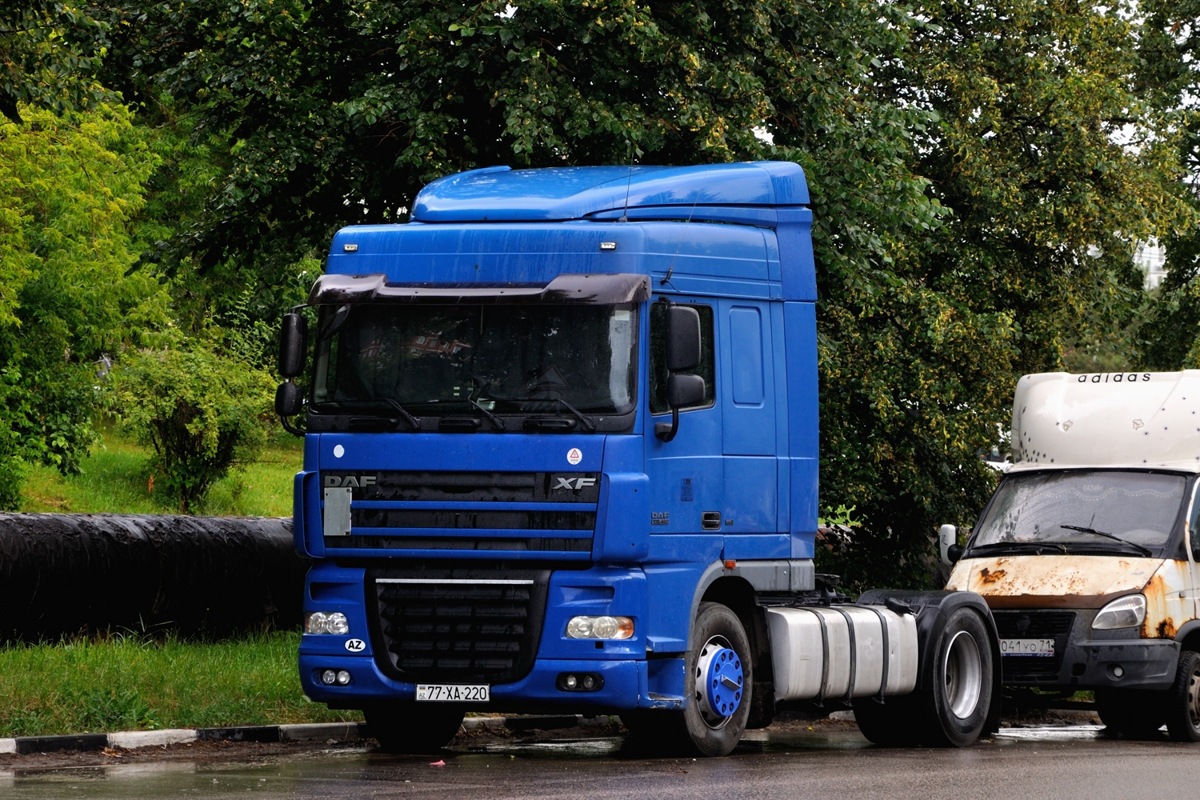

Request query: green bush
[{"left": 109, "top": 345, "right": 276, "bottom": 513}]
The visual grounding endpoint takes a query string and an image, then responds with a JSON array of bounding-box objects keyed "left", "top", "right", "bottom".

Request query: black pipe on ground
[{"left": 0, "top": 513, "right": 308, "bottom": 642}]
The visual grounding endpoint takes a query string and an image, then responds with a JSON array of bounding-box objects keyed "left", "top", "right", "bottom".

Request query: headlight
[
  {"left": 305, "top": 611, "right": 350, "bottom": 635},
  {"left": 1093, "top": 595, "right": 1146, "bottom": 630},
  {"left": 566, "top": 615, "right": 634, "bottom": 640}
]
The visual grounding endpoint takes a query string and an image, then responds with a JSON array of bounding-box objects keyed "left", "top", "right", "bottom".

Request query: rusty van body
[{"left": 943, "top": 371, "right": 1200, "bottom": 740}]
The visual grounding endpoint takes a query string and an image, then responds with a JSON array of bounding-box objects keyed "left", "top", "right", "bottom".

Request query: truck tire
[
  {"left": 679, "top": 602, "right": 752, "bottom": 756},
  {"left": 1165, "top": 650, "right": 1200, "bottom": 742},
  {"left": 1096, "top": 689, "right": 1164, "bottom": 739},
  {"left": 364, "top": 703, "right": 465, "bottom": 753},
  {"left": 916, "top": 606, "right": 993, "bottom": 747}
]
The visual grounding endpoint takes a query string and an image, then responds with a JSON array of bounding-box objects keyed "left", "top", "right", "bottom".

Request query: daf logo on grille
[
  {"left": 554, "top": 476, "right": 597, "bottom": 491},
  {"left": 324, "top": 475, "right": 378, "bottom": 488}
]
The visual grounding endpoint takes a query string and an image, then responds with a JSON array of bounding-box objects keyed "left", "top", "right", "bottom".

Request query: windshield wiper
[
  {"left": 320, "top": 398, "right": 421, "bottom": 430},
  {"left": 511, "top": 396, "right": 597, "bottom": 432},
  {"left": 967, "top": 541, "right": 1068, "bottom": 556},
  {"left": 468, "top": 397, "right": 506, "bottom": 430},
  {"left": 1059, "top": 525, "right": 1152, "bottom": 557}
]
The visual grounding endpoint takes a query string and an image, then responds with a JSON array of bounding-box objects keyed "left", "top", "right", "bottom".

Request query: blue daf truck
[{"left": 275, "top": 161, "right": 1001, "bottom": 756}]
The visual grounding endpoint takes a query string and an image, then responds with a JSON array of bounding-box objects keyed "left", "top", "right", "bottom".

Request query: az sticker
[{"left": 344, "top": 638, "right": 366, "bottom": 653}]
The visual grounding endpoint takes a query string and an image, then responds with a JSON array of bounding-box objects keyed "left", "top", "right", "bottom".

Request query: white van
[{"left": 943, "top": 371, "right": 1200, "bottom": 740}]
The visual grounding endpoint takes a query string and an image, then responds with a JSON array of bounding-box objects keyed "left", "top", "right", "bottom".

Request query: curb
[
  {"left": 0, "top": 722, "right": 370, "bottom": 757},
  {"left": 0, "top": 715, "right": 607, "bottom": 757}
]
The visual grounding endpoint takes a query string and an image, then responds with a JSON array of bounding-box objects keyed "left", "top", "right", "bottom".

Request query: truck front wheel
[
  {"left": 1165, "top": 650, "right": 1200, "bottom": 742},
  {"left": 680, "top": 602, "right": 752, "bottom": 756}
]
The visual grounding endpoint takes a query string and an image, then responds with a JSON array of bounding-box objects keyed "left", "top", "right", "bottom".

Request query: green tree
[
  {"left": 1135, "top": 0, "right": 1200, "bottom": 369},
  {"left": 109, "top": 344, "right": 277, "bottom": 513},
  {"left": 0, "top": 3, "right": 109, "bottom": 123},
  {"left": 0, "top": 102, "right": 171, "bottom": 508}
]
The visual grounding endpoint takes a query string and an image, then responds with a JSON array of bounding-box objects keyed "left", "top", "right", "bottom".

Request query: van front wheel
[{"left": 1165, "top": 650, "right": 1200, "bottom": 742}]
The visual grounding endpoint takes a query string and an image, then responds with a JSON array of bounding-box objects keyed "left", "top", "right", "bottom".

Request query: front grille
[
  {"left": 369, "top": 568, "right": 549, "bottom": 683},
  {"left": 325, "top": 470, "right": 598, "bottom": 559},
  {"left": 991, "top": 610, "right": 1076, "bottom": 683}
]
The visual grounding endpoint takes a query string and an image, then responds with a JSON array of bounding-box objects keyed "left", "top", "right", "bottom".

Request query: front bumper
[
  {"left": 298, "top": 650, "right": 687, "bottom": 714},
  {"left": 994, "top": 608, "right": 1179, "bottom": 690}
]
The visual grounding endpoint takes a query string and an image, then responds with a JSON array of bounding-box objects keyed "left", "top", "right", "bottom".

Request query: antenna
[{"left": 620, "top": 142, "right": 634, "bottom": 222}]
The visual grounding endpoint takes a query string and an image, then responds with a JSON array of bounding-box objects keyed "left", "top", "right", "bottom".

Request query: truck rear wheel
[
  {"left": 917, "top": 606, "right": 993, "bottom": 747},
  {"left": 1165, "top": 650, "right": 1200, "bottom": 742},
  {"left": 364, "top": 703, "right": 465, "bottom": 753}
]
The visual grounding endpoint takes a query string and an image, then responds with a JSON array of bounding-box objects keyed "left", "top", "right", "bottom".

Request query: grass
[
  {"left": 0, "top": 633, "right": 359, "bottom": 737},
  {"left": 2, "top": 426, "right": 353, "bottom": 739},
  {"left": 20, "top": 425, "right": 302, "bottom": 517}
]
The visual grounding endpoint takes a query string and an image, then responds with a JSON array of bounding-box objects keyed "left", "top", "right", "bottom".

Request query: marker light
[
  {"left": 566, "top": 616, "right": 634, "bottom": 640},
  {"left": 1093, "top": 595, "right": 1146, "bottom": 630},
  {"left": 305, "top": 611, "right": 350, "bottom": 635}
]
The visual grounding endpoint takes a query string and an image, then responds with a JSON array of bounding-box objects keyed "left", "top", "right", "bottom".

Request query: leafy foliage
[
  {"left": 109, "top": 345, "right": 277, "bottom": 513},
  {"left": 0, "top": 102, "right": 171, "bottom": 508},
  {"left": 0, "top": 3, "right": 109, "bottom": 123}
]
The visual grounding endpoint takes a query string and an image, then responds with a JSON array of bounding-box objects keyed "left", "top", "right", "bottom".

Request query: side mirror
[
  {"left": 278, "top": 312, "right": 308, "bottom": 378},
  {"left": 938, "top": 524, "right": 961, "bottom": 567},
  {"left": 275, "top": 381, "right": 304, "bottom": 417},
  {"left": 655, "top": 303, "right": 706, "bottom": 443},
  {"left": 665, "top": 305, "right": 701, "bottom": 371},
  {"left": 667, "top": 374, "right": 705, "bottom": 408}
]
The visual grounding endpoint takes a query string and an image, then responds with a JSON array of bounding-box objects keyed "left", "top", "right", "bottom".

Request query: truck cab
[{"left": 944, "top": 371, "right": 1200, "bottom": 740}]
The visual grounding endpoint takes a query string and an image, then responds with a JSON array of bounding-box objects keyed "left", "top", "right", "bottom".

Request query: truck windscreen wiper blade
[
  {"left": 468, "top": 397, "right": 506, "bottom": 430},
  {"left": 509, "top": 396, "right": 597, "bottom": 432},
  {"left": 1058, "top": 525, "right": 1152, "bottom": 557},
  {"left": 321, "top": 398, "right": 421, "bottom": 430}
]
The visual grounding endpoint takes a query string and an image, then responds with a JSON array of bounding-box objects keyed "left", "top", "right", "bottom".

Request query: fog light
[
  {"left": 566, "top": 616, "right": 634, "bottom": 640},
  {"left": 319, "top": 669, "right": 353, "bottom": 686},
  {"left": 306, "top": 611, "right": 350, "bottom": 635},
  {"left": 557, "top": 672, "right": 604, "bottom": 692}
]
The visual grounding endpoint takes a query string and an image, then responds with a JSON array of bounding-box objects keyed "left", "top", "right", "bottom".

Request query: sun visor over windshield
[{"left": 308, "top": 272, "right": 650, "bottom": 306}]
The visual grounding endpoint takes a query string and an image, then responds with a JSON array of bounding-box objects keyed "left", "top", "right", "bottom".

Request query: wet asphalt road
[{"left": 4, "top": 723, "right": 1200, "bottom": 800}]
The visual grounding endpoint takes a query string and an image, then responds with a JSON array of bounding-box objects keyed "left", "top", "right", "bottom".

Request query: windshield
[
  {"left": 966, "top": 470, "right": 1186, "bottom": 557},
  {"left": 309, "top": 301, "right": 637, "bottom": 422}
]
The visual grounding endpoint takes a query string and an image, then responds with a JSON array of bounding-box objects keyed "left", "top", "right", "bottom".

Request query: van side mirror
[
  {"left": 278, "top": 312, "right": 308, "bottom": 378},
  {"left": 938, "top": 524, "right": 962, "bottom": 566}
]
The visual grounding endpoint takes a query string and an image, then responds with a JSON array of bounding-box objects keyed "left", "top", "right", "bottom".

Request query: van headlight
[{"left": 1093, "top": 595, "right": 1145, "bottom": 630}]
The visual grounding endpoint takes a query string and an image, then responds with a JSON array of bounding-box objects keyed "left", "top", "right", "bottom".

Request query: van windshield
[
  {"left": 308, "top": 301, "right": 637, "bottom": 424},
  {"left": 966, "top": 470, "right": 1186, "bottom": 557}
]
